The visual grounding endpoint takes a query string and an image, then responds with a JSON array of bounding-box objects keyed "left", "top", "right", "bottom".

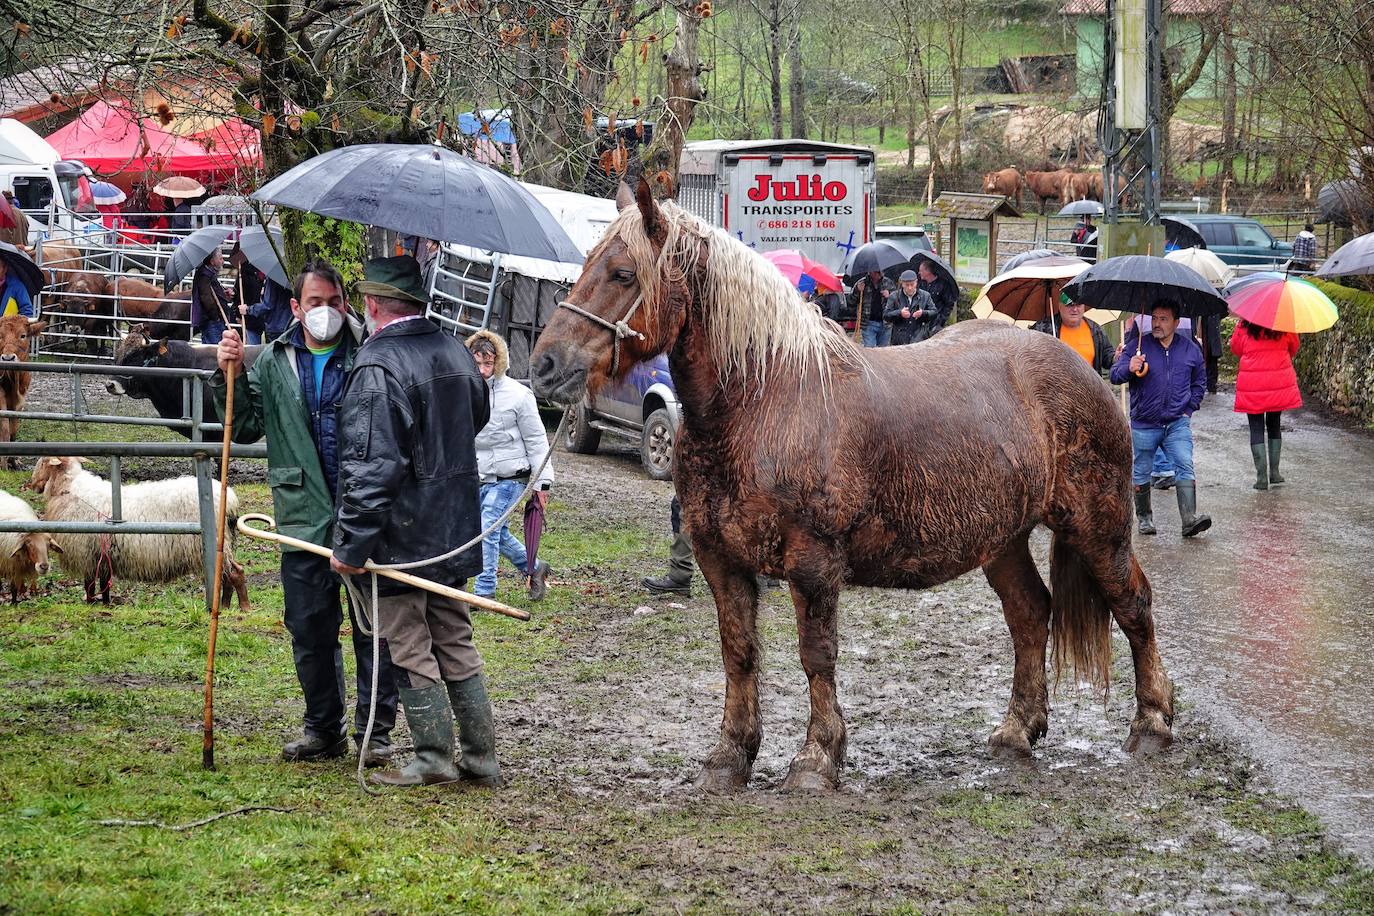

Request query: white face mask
[{"left": 303, "top": 306, "right": 345, "bottom": 342}]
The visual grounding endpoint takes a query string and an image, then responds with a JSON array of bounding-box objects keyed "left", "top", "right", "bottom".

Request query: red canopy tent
[{"left": 44, "top": 101, "right": 261, "bottom": 176}]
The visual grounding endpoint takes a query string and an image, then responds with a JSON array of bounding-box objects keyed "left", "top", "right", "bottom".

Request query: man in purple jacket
[{"left": 1111, "top": 301, "right": 1214, "bottom": 538}]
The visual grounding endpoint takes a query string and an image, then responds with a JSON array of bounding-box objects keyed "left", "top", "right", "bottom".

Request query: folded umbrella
[
  {"left": 522, "top": 495, "right": 545, "bottom": 586},
  {"left": 761, "top": 249, "right": 843, "bottom": 293},
  {"left": 1225, "top": 275, "right": 1338, "bottom": 334},
  {"left": 163, "top": 224, "right": 235, "bottom": 291},
  {"left": 1315, "top": 231, "right": 1374, "bottom": 278},
  {"left": 1061, "top": 255, "right": 1228, "bottom": 318},
  {"left": 252, "top": 143, "right": 583, "bottom": 263},
  {"left": 0, "top": 241, "right": 45, "bottom": 298},
  {"left": 237, "top": 225, "right": 290, "bottom": 289}
]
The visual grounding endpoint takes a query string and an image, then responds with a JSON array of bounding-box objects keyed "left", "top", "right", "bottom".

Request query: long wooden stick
[
  {"left": 235, "top": 514, "right": 531, "bottom": 622},
  {"left": 201, "top": 278, "right": 240, "bottom": 771}
]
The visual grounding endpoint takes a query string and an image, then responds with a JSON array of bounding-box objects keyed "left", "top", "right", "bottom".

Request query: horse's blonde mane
[{"left": 604, "top": 201, "right": 861, "bottom": 386}]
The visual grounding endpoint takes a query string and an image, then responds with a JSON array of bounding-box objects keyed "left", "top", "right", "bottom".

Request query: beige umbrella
[
  {"left": 973, "top": 256, "right": 1120, "bottom": 329},
  {"left": 153, "top": 175, "right": 206, "bottom": 199},
  {"left": 1165, "top": 247, "right": 1234, "bottom": 288}
]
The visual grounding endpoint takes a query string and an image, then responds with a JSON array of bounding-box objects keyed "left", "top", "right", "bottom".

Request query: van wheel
[
  {"left": 564, "top": 402, "right": 600, "bottom": 454},
  {"left": 640, "top": 408, "right": 675, "bottom": 481}
]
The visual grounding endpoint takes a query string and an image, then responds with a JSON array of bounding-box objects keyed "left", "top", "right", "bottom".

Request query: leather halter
[{"left": 556, "top": 295, "right": 645, "bottom": 377}]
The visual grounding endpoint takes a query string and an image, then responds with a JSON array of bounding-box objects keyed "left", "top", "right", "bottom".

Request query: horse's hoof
[
  {"left": 1124, "top": 729, "right": 1173, "bottom": 755},
  {"left": 780, "top": 762, "right": 838, "bottom": 793},
  {"left": 695, "top": 766, "right": 748, "bottom": 794},
  {"left": 988, "top": 727, "right": 1033, "bottom": 759}
]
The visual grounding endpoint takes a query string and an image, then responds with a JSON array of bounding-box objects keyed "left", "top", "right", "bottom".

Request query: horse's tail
[{"left": 1048, "top": 535, "right": 1113, "bottom": 694}]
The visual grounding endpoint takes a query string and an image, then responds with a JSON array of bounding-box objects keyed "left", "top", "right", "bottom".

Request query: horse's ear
[
  {"left": 634, "top": 175, "right": 659, "bottom": 236},
  {"left": 615, "top": 182, "right": 636, "bottom": 211}
]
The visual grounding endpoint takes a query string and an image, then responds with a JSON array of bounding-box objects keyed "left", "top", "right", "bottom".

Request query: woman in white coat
[{"left": 466, "top": 330, "right": 553, "bottom": 600}]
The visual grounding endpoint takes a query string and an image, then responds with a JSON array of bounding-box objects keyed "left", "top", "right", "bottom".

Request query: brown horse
[{"left": 531, "top": 180, "right": 1174, "bottom": 792}]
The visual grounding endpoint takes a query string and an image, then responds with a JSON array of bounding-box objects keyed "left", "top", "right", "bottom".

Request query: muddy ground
[{"left": 16, "top": 371, "right": 1370, "bottom": 912}]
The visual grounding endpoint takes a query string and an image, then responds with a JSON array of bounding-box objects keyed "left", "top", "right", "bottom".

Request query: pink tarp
[{"left": 44, "top": 102, "right": 261, "bottom": 175}]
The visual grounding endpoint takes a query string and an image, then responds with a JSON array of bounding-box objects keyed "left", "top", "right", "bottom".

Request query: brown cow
[
  {"left": 1024, "top": 169, "right": 1071, "bottom": 214},
  {"left": 982, "top": 167, "right": 1023, "bottom": 205},
  {"left": 0, "top": 316, "right": 46, "bottom": 468},
  {"left": 75, "top": 275, "right": 192, "bottom": 343},
  {"left": 1061, "top": 171, "right": 1102, "bottom": 204}
]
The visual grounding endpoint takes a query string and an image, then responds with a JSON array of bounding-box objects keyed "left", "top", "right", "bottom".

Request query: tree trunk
[
  {"left": 644, "top": 1, "right": 707, "bottom": 194},
  {"left": 766, "top": 1, "right": 784, "bottom": 139},
  {"left": 788, "top": 5, "right": 806, "bottom": 138},
  {"left": 1220, "top": 23, "right": 1236, "bottom": 181}
]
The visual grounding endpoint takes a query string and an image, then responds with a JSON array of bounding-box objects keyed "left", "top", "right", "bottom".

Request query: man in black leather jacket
[{"left": 331, "top": 256, "right": 500, "bottom": 789}]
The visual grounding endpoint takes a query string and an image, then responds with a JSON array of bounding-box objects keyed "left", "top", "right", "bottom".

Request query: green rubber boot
[
  {"left": 371, "top": 683, "right": 461, "bottom": 788},
  {"left": 1250, "top": 443, "right": 1269, "bottom": 490},
  {"left": 1268, "top": 438, "right": 1285, "bottom": 484},
  {"left": 1134, "top": 484, "right": 1156, "bottom": 536},
  {"left": 448, "top": 674, "right": 503, "bottom": 788}
]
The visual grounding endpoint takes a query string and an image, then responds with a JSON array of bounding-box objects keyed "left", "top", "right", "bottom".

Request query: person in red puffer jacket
[{"left": 1230, "top": 319, "right": 1302, "bottom": 490}]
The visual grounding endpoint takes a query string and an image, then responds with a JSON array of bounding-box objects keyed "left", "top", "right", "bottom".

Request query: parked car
[
  {"left": 564, "top": 353, "right": 681, "bottom": 481},
  {"left": 874, "top": 224, "right": 935, "bottom": 254},
  {"left": 1186, "top": 214, "right": 1294, "bottom": 268}
]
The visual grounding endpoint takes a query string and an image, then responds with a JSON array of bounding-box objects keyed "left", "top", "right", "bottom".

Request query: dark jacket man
[
  {"left": 1111, "top": 325, "right": 1207, "bottom": 427},
  {"left": 332, "top": 256, "right": 501, "bottom": 790},
  {"left": 883, "top": 271, "right": 936, "bottom": 346},
  {"left": 915, "top": 266, "right": 957, "bottom": 342},
  {"left": 846, "top": 272, "right": 896, "bottom": 323},
  {"left": 1029, "top": 313, "right": 1114, "bottom": 374}
]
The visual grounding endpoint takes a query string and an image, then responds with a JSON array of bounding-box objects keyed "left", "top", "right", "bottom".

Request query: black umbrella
[
  {"left": 912, "top": 249, "right": 956, "bottom": 288},
  {"left": 251, "top": 143, "right": 583, "bottom": 263},
  {"left": 0, "top": 241, "right": 45, "bottom": 298},
  {"left": 164, "top": 225, "right": 235, "bottom": 291},
  {"left": 1315, "top": 231, "right": 1374, "bottom": 278},
  {"left": 844, "top": 240, "right": 910, "bottom": 279},
  {"left": 237, "top": 225, "right": 290, "bottom": 288},
  {"left": 1163, "top": 217, "right": 1206, "bottom": 251},
  {"left": 1061, "top": 255, "right": 1228, "bottom": 318},
  {"left": 1003, "top": 248, "right": 1061, "bottom": 271}
]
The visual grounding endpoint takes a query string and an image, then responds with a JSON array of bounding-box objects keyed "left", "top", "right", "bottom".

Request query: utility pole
[{"left": 1100, "top": 0, "right": 1165, "bottom": 253}]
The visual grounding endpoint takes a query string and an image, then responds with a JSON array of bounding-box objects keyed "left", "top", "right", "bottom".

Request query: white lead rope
[{"left": 344, "top": 410, "right": 569, "bottom": 793}]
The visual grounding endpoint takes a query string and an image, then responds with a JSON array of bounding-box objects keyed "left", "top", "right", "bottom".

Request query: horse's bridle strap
[{"left": 557, "top": 296, "right": 645, "bottom": 376}]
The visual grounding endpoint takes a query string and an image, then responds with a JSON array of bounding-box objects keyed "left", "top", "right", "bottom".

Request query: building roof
[
  {"left": 924, "top": 192, "right": 1022, "bottom": 221},
  {"left": 1062, "top": 0, "right": 1224, "bottom": 14},
  {"left": 0, "top": 60, "right": 113, "bottom": 121}
]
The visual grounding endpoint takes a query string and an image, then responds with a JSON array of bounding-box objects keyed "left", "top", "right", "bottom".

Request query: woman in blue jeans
[{"left": 466, "top": 330, "right": 554, "bottom": 599}]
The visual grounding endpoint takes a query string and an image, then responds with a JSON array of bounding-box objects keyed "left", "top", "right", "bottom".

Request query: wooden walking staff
[
  {"left": 202, "top": 272, "right": 244, "bottom": 770},
  {"left": 235, "top": 515, "right": 531, "bottom": 622}
]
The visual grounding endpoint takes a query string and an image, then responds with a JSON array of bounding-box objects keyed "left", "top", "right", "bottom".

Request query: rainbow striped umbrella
[{"left": 1224, "top": 275, "right": 1339, "bottom": 334}]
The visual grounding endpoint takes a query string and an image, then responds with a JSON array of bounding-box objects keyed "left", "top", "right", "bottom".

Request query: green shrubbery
[{"left": 1295, "top": 280, "right": 1374, "bottom": 427}]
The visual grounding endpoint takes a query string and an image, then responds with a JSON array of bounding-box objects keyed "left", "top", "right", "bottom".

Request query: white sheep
[
  {"left": 0, "top": 488, "right": 62, "bottom": 603},
  {"left": 26, "top": 456, "right": 250, "bottom": 609}
]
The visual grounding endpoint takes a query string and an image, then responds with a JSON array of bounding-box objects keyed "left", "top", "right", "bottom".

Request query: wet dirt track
[{"left": 1148, "top": 390, "right": 1374, "bottom": 864}]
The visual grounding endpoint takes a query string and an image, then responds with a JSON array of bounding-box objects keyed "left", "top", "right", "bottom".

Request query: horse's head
[{"left": 531, "top": 177, "right": 694, "bottom": 406}]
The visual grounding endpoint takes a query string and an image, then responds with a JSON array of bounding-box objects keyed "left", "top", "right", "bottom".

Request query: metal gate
[{"left": 0, "top": 361, "right": 267, "bottom": 607}]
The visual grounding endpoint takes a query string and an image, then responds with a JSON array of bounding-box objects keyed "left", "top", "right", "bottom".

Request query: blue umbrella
[
  {"left": 251, "top": 143, "right": 582, "bottom": 263},
  {"left": 237, "top": 225, "right": 290, "bottom": 288},
  {"left": 163, "top": 224, "right": 234, "bottom": 291},
  {"left": 90, "top": 181, "right": 126, "bottom": 205}
]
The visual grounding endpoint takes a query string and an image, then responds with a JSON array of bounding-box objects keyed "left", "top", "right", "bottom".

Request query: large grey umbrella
[
  {"left": 844, "top": 240, "right": 911, "bottom": 280},
  {"left": 1058, "top": 199, "right": 1104, "bottom": 216},
  {"left": 164, "top": 224, "right": 234, "bottom": 291},
  {"left": 1062, "top": 255, "right": 1227, "bottom": 318},
  {"left": 237, "top": 225, "right": 290, "bottom": 288},
  {"left": 1163, "top": 217, "right": 1206, "bottom": 250},
  {"left": 251, "top": 143, "right": 583, "bottom": 263},
  {"left": 1317, "top": 180, "right": 1374, "bottom": 228},
  {"left": 1315, "top": 231, "right": 1374, "bottom": 278}
]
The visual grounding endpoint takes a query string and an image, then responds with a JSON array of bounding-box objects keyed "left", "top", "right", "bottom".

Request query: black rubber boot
[
  {"left": 282, "top": 732, "right": 348, "bottom": 761},
  {"left": 1134, "top": 484, "right": 1156, "bottom": 536},
  {"left": 1250, "top": 443, "right": 1269, "bottom": 490},
  {"left": 642, "top": 530, "right": 694, "bottom": 596},
  {"left": 371, "top": 684, "right": 462, "bottom": 787},
  {"left": 1268, "top": 438, "right": 1285, "bottom": 484},
  {"left": 1176, "top": 481, "right": 1213, "bottom": 538},
  {"left": 448, "top": 674, "right": 503, "bottom": 788}
]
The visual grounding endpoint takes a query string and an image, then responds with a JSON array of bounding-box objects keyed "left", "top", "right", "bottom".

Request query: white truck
[
  {"left": 676, "top": 139, "right": 878, "bottom": 273},
  {"left": 0, "top": 118, "right": 103, "bottom": 244}
]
